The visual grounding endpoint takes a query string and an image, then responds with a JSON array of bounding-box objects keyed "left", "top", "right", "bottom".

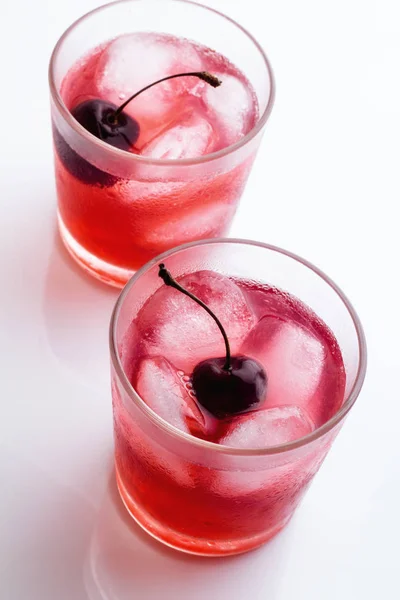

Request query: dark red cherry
[
  {"left": 52, "top": 125, "right": 118, "bottom": 187},
  {"left": 158, "top": 264, "right": 268, "bottom": 420},
  {"left": 72, "top": 99, "right": 140, "bottom": 150},
  {"left": 53, "top": 72, "right": 221, "bottom": 187},
  {"left": 53, "top": 100, "right": 139, "bottom": 187},
  {"left": 192, "top": 355, "right": 267, "bottom": 419}
]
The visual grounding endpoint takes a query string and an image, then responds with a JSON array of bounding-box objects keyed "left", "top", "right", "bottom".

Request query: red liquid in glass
[
  {"left": 54, "top": 33, "right": 259, "bottom": 284},
  {"left": 112, "top": 272, "right": 345, "bottom": 554}
]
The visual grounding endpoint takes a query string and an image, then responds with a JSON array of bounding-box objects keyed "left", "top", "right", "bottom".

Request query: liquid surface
[
  {"left": 61, "top": 32, "right": 259, "bottom": 159},
  {"left": 127, "top": 271, "right": 346, "bottom": 448}
]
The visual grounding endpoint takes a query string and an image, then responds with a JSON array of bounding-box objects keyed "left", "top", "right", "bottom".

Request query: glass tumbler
[
  {"left": 49, "top": 0, "right": 275, "bottom": 287},
  {"left": 109, "top": 239, "right": 367, "bottom": 556}
]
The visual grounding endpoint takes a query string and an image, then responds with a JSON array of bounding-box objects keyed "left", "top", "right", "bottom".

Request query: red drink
[
  {"left": 55, "top": 33, "right": 257, "bottom": 274},
  {"left": 110, "top": 240, "right": 366, "bottom": 556},
  {"left": 50, "top": 2, "right": 275, "bottom": 286}
]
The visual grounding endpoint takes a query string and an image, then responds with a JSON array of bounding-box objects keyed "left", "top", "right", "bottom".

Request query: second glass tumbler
[{"left": 49, "top": 0, "right": 275, "bottom": 287}]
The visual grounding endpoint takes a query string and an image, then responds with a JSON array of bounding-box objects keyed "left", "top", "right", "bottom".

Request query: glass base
[
  {"left": 116, "top": 468, "right": 288, "bottom": 557},
  {"left": 58, "top": 214, "right": 133, "bottom": 288}
]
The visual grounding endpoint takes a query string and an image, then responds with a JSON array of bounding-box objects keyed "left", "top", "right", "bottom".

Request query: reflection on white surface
[
  {"left": 43, "top": 232, "right": 118, "bottom": 391},
  {"left": 84, "top": 476, "right": 293, "bottom": 600},
  {"left": 0, "top": 447, "right": 97, "bottom": 600}
]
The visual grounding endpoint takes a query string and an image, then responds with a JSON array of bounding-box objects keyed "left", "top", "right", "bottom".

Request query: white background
[{"left": 0, "top": 0, "right": 399, "bottom": 598}]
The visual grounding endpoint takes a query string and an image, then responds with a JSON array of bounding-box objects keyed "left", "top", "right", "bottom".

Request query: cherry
[
  {"left": 72, "top": 99, "right": 140, "bottom": 150},
  {"left": 192, "top": 355, "right": 267, "bottom": 419},
  {"left": 52, "top": 125, "right": 118, "bottom": 187},
  {"left": 158, "top": 264, "right": 267, "bottom": 420},
  {"left": 54, "top": 71, "right": 221, "bottom": 187}
]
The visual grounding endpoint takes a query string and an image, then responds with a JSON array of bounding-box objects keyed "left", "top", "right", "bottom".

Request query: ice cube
[
  {"left": 138, "top": 271, "right": 257, "bottom": 372},
  {"left": 141, "top": 112, "right": 216, "bottom": 159},
  {"left": 113, "top": 375, "right": 196, "bottom": 489},
  {"left": 220, "top": 405, "right": 315, "bottom": 449},
  {"left": 142, "top": 201, "right": 235, "bottom": 251},
  {"left": 96, "top": 33, "right": 203, "bottom": 144},
  {"left": 241, "top": 317, "right": 326, "bottom": 409},
  {"left": 136, "top": 355, "right": 205, "bottom": 437},
  {"left": 204, "top": 72, "right": 256, "bottom": 142},
  {"left": 211, "top": 406, "right": 315, "bottom": 496}
]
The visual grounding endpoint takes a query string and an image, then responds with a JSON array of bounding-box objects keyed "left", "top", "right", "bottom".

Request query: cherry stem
[
  {"left": 111, "top": 71, "right": 222, "bottom": 123},
  {"left": 158, "top": 264, "right": 232, "bottom": 372}
]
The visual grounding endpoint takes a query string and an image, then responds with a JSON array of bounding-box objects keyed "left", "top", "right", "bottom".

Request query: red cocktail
[
  {"left": 110, "top": 239, "right": 366, "bottom": 555},
  {"left": 49, "top": 1, "right": 274, "bottom": 286}
]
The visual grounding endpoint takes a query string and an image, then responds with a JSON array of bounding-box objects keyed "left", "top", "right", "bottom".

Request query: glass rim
[
  {"left": 109, "top": 238, "right": 367, "bottom": 456},
  {"left": 48, "top": 0, "right": 275, "bottom": 167}
]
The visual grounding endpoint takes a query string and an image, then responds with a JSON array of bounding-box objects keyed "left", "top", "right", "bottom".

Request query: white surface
[{"left": 0, "top": 0, "right": 399, "bottom": 598}]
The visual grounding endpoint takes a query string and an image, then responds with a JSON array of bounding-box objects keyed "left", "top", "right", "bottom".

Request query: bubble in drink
[{"left": 136, "top": 355, "right": 206, "bottom": 437}]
